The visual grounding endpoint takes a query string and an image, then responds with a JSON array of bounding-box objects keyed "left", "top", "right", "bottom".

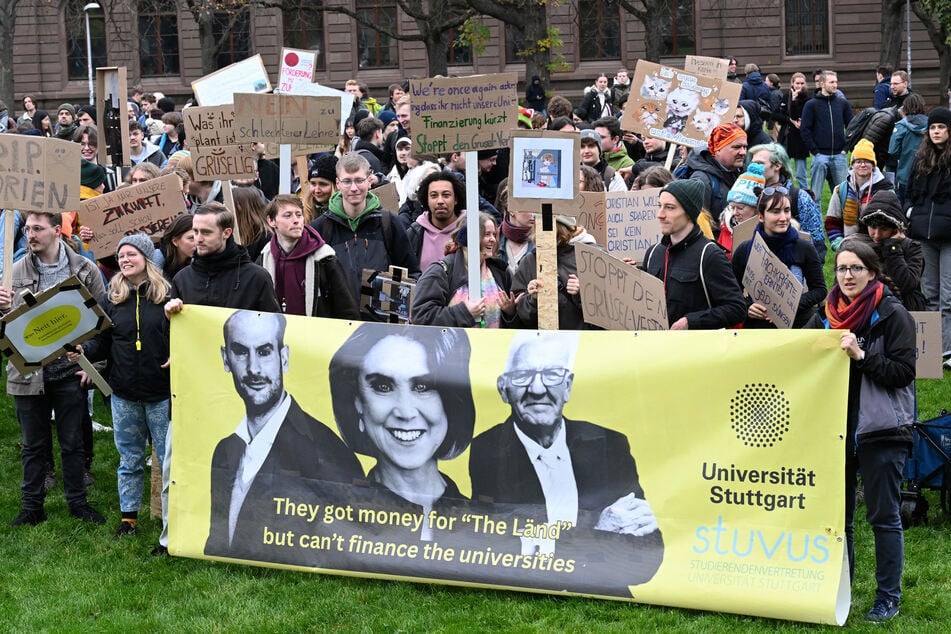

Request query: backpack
[
  {"left": 787, "top": 183, "right": 817, "bottom": 223},
  {"left": 844, "top": 107, "right": 877, "bottom": 152}
]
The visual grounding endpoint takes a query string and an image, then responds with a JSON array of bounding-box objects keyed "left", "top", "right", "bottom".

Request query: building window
[
  {"left": 282, "top": 0, "right": 326, "bottom": 71},
  {"left": 505, "top": 24, "right": 530, "bottom": 64},
  {"left": 578, "top": 0, "right": 619, "bottom": 61},
  {"left": 785, "top": 0, "right": 829, "bottom": 56},
  {"left": 356, "top": 0, "right": 398, "bottom": 69},
  {"left": 213, "top": 10, "right": 251, "bottom": 69},
  {"left": 139, "top": 0, "right": 180, "bottom": 77},
  {"left": 447, "top": 27, "right": 471, "bottom": 66},
  {"left": 662, "top": 1, "right": 695, "bottom": 56},
  {"left": 66, "top": 1, "right": 107, "bottom": 81}
]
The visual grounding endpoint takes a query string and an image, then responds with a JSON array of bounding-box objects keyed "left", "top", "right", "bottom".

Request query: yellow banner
[{"left": 168, "top": 307, "right": 850, "bottom": 625}]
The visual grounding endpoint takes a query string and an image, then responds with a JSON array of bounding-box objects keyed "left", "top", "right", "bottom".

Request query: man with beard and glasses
[{"left": 204, "top": 311, "right": 364, "bottom": 563}]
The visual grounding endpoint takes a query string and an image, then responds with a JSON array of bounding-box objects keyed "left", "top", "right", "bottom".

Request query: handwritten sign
[
  {"left": 910, "top": 311, "right": 943, "bottom": 378},
  {"left": 233, "top": 93, "right": 339, "bottom": 146},
  {"left": 685, "top": 55, "right": 730, "bottom": 81},
  {"left": 604, "top": 188, "right": 662, "bottom": 264},
  {"left": 278, "top": 48, "right": 317, "bottom": 94},
  {"left": 575, "top": 242, "right": 668, "bottom": 331},
  {"left": 575, "top": 191, "right": 606, "bottom": 246},
  {"left": 741, "top": 233, "right": 803, "bottom": 329},
  {"left": 0, "top": 135, "right": 80, "bottom": 213},
  {"left": 183, "top": 105, "right": 256, "bottom": 180},
  {"left": 410, "top": 73, "right": 518, "bottom": 155},
  {"left": 373, "top": 181, "right": 400, "bottom": 214},
  {"left": 191, "top": 54, "right": 271, "bottom": 107},
  {"left": 80, "top": 174, "right": 186, "bottom": 256},
  {"left": 628, "top": 60, "right": 742, "bottom": 147}
]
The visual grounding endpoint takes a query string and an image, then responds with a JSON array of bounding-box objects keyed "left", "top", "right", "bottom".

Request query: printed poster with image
[{"left": 627, "top": 60, "right": 742, "bottom": 147}]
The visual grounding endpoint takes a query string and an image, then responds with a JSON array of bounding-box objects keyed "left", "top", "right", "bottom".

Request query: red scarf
[{"left": 826, "top": 280, "right": 884, "bottom": 331}]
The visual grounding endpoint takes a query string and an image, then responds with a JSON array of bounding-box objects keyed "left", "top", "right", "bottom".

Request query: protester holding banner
[
  {"left": 641, "top": 179, "right": 746, "bottom": 329},
  {"left": 411, "top": 214, "right": 519, "bottom": 328},
  {"left": 1, "top": 211, "right": 107, "bottom": 526},
  {"left": 513, "top": 216, "right": 595, "bottom": 330},
  {"left": 73, "top": 233, "right": 171, "bottom": 537},
  {"left": 731, "top": 188, "right": 826, "bottom": 328},
  {"left": 820, "top": 240, "right": 915, "bottom": 622}
]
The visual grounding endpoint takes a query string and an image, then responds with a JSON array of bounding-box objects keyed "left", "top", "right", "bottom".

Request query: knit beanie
[
  {"left": 927, "top": 107, "right": 951, "bottom": 129},
  {"left": 477, "top": 149, "right": 497, "bottom": 160},
  {"left": 57, "top": 103, "right": 76, "bottom": 118},
  {"left": 580, "top": 129, "right": 601, "bottom": 146},
  {"left": 860, "top": 190, "right": 906, "bottom": 232},
  {"left": 77, "top": 105, "right": 97, "bottom": 124},
  {"left": 116, "top": 232, "right": 159, "bottom": 264},
  {"left": 80, "top": 159, "right": 106, "bottom": 189},
  {"left": 851, "top": 138, "right": 876, "bottom": 165},
  {"left": 378, "top": 110, "right": 397, "bottom": 128},
  {"left": 727, "top": 162, "right": 766, "bottom": 207},
  {"left": 309, "top": 154, "right": 337, "bottom": 182},
  {"left": 708, "top": 123, "right": 746, "bottom": 155},
  {"left": 661, "top": 178, "right": 705, "bottom": 223}
]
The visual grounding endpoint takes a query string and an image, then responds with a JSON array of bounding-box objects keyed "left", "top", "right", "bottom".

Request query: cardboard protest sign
[
  {"left": 628, "top": 60, "right": 742, "bottom": 147},
  {"left": 575, "top": 242, "right": 668, "bottom": 330},
  {"left": 80, "top": 174, "right": 187, "bottom": 256},
  {"left": 286, "top": 81, "right": 353, "bottom": 136},
  {"left": 361, "top": 266, "right": 415, "bottom": 323},
  {"left": 95, "top": 67, "right": 131, "bottom": 167},
  {"left": 0, "top": 276, "right": 111, "bottom": 374},
  {"left": 684, "top": 55, "right": 730, "bottom": 81},
  {"left": 192, "top": 54, "right": 271, "bottom": 107},
  {"left": 0, "top": 135, "right": 80, "bottom": 213},
  {"left": 732, "top": 216, "right": 758, "bottom": 253},
  {"left": 278, "top": 48, "right": 317, "bottom": 94},
  {"left": 410, "top": 73, "right": 518, "bottom": 155},
  {"left": 233, "top": 93, "right": 339, "bottom": 146},
  {"left": 741, "top": 233, "right": 803, "bottom": 329},
  {"left": 373, "top": 181, "right": 400, "bottom": 215},
  {"left": 604, "top": 188, "right": 662, "bottom": 264},
  {"left": 507, "top": 130, "right": 580, "bottom": 215},
  {"left": 183, "top": 105, "right": 256, "bottom": 180},
  {"left": 910, "top": 311, "right": 943, "bottom": 378},
  {"left": 575, "top": 191, "right": 606, "bottom": 246}
]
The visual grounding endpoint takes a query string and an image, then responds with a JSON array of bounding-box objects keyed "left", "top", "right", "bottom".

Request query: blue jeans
[
  {"left": 846, "top": 442, "right": 908, "bottom": 604},
  {"left": 920, "top": 239, "right": 951, "bottom": 356},
  {"left": 15, "top": 378, "right": 88, "bottom": 510},
  {"left": 112, "top": 395, "right": 170, "bottom": 513},
  {"left": 809, "top": 152, "right": 848, "bottom": 201},
  {"left": 793, "top": 157, "right": 808, "bottom": 188}
]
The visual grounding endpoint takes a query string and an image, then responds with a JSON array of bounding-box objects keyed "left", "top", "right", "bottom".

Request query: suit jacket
[
  {"left": 204, "top": 396, "right": 364, "bottom": 565},
  {"left": 469, "top": 417, "right": 664, "bottom": 596}
]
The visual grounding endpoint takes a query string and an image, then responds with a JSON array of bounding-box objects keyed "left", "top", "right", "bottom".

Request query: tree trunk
[
  {"left": 422, "top": 29, "right": 450, "bottom": 77},
  {"left": 880, "top": 0, "right": 905, "bottom": 70},
  {"left": 642, "top": 8, "right": 667, "bottom": 63},
  {"left": 198, "top": 12, "right": 218, "bottom": 75},
  {"left": 0, "top": 1, "right": 17, "bottom": 110},
  {"left": 521, "top": 6, "right": 550, "bottom": 87},
  {"left": 913, "top": 3, "right": 951, "bottom": 100}
]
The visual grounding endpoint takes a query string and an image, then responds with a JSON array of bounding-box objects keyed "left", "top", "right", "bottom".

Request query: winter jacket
[
  {"left": 739, "top": 72, "right": 771, "bottom": 104},
  {"left": 782, "top": 177, "right": 827, "bottom": 263},
  {"left": 83, "top": 282, "right": 170, "bottom": 403},
  {"left": 525, "top": 78, "right": 547, "bottom": 112},
  {"left": 4, "top": 245, "right": 107, "bottom": 396},
  {"left": 822, "top": 290, "right": 915, "bottom": 450},
  {"left": 825, "top": 169, "right": 893, "bottom": 244},
  {"left": 171, "top": 237, "right": 280, "bottom": 312},
  {"left": 905, "top": 164, "right": 951, "bottom": 241},
  {"left": 259, "top": 228, "right": 359, "bottom": 319},
  {"left": 410, "top": 249, "right": 516, "bottom": 327},
  {"left": 603, "top": 146, "right": 635, "bottom": 172},
  {"left": 641, "top": 225, "right": 746, "bottom": 329},
  {"left": 800, "top": 93, "right": 854, "bottom": 155},
  {"left": 579, "top": 86, "right": 613, "bottom": 122},
  {"left": 774, "top": 88, "right": 810, "bottom": 159},
  {"left": 888, "top": 114, "right": 928, "bottom": 188},
  {"left": 406, "top": 210, "right": 466, "bottom": 271},
  {"left": 684, "top": 148, "right": 741, "bottom": 218},
  {"left": 736, "top": 99, "right": 772, "bottom": 147},
  {"left": 311, "top": 191, "right": 421, "bottom": 303},
  {"left": 131, "top": 141, "right": 167, "bottom": 168},
  {"left": 512, "top": 230, "right": 597, "bottom": 330},
  {"left": 873, "top": 79, "right": 891, "bottom": 109},
  {"left": 731, "top": 234, "right": 826, "bottom": 328}
]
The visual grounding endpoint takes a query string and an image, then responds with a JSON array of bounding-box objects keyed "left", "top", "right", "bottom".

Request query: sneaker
[
  {"left": 70, "top": 504, "right": 106, "bottom": 524},
  {"left": 44, "top": 470, "right": 57, "bottom": 491},
  {"left": 150, "top": 545, "right": 169, "bottom": 557},
  {"left": 11, "top": 509, "right": 47, "bottom": 526},
  {"left": 115, "top": 521, "right": 138, "bottom": 537},
  {"left": 92, "top": 421, "right": 113, "bottom": 432},
  {"left": 866, "top": 598, "right": 899, "bottom": 622},
  {"left": 83, "top": 470, "right": 95, "bottom": 487}
]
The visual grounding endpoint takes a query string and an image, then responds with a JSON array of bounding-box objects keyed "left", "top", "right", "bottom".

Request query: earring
[{"left": 359, "top": 418, "right": 365, "bottom": 433}]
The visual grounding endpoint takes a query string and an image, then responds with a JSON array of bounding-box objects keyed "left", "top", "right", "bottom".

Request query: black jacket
[
  {"left": 83, "top": 282, "right": 170, "bottom": 403},
  {"left": 683, "top": 148, "right": 741, "bottom": 218},
  {"left": 410, "top": 249, "right": 516, "bottom": 327},
  {"left": 171, "top": 237, "right": 280, "bottom": 312},
  {"left": 513, "top": 243, "right": 587, "bottom": 330},
  {"left": 774, "top": 88, "right": 810, "bottom": 159},
  {"left": 905, "top": 164, "right": 951, "bottom": 241},
  {"left": 642, "top": 226, "right": 747, "bottom": 329},
  {"left": 800, "top": 92, "right": 854, "bottom": 155}
]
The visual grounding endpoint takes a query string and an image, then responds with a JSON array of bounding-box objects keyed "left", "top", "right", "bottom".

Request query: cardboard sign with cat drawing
[{"left": 624, "top": 60, "right": 742, "bottom": 148}]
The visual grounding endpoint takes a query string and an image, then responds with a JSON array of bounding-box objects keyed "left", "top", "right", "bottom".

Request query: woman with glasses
[
  {"left": 819, "top": 240, "right": 915, "bottom": 623},
  {"left": 731, "top": 186, "right": 826, "bottom": 328}
]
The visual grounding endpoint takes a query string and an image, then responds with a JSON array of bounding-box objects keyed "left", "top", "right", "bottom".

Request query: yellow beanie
[{"left": 851, "top": 138, "right": 876, "bottom": 166}]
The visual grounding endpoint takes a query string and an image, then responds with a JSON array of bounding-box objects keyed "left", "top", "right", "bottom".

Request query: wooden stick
[
  {"left": 664, "top": 143, "right": 677, "bottom": 171},
  {"left": 2, "top": 210, "right": 15, "bottom": 289},
  {"left": 535, "top": 203, "right": 558, "bottom": 330},
  {"left": 221, "top": 181, "right": 242, "bottom": 244}
]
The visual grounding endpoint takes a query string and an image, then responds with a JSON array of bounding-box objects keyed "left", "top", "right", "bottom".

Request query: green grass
[{"left": 1, "top": 360, "right": 950, "bottom": 631}]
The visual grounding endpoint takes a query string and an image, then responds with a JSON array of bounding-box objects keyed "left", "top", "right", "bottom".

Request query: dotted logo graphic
[{"left": 730, "top": 383, "right": 790, "bottom": 447}]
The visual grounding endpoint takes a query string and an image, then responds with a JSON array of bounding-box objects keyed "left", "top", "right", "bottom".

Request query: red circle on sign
[{"left": 285, "top": 52, "right": 300, "bottom": 67}]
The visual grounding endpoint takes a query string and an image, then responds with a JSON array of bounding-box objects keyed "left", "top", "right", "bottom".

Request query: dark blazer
[
  {"left": 204, "top": 396, "right": 364, "bottom": 565},
  {"left": 468, "top": 417, "right": 664, "bottom": 596}
]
